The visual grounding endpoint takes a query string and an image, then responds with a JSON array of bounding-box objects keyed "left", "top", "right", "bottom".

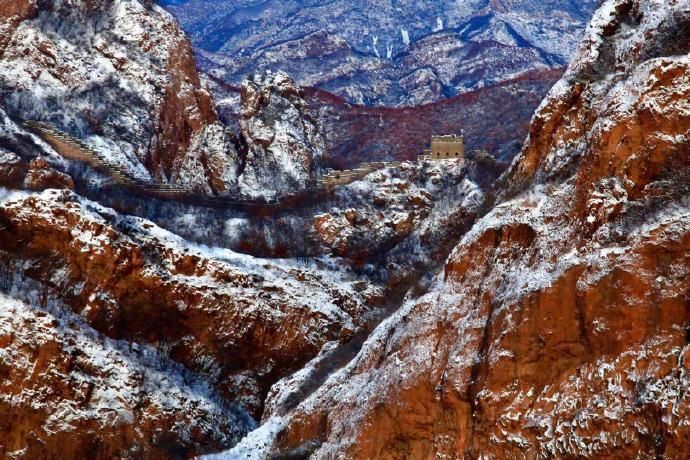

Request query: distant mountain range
[{"left": 160, "top": 0, "right": 600, "bottom": 106}]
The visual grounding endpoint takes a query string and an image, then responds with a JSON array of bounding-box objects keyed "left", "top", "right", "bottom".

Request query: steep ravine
[
  {"left": 1, "top": 0, "right": 688, "bottom": 458},
  {"left": 251, "top": 0, "right": 690, "bottom": 457}
]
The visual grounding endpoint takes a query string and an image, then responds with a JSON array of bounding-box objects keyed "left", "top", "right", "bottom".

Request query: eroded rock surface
[
  {"left": 23, "top": 157, "right": 74, "bottom": 191},
  {"left": 267, "top": 1, "right": 690, "bottom": 457},
  {"left": 237, "top": 71, "right": 326, "bottom": 199},
  {"left": 0, "top": 189, "right": 376, "bottom": 423},
  {"left": 0, "top": 292, "right": 253, "bottom": 459}
]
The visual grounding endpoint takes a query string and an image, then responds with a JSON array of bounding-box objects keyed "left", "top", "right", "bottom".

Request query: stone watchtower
[
  {"left": 420, "top": 134, "right": 465, "bottom": 160},
  {"left": 431, "top": 135, "right": 464, "bottom": 159}
]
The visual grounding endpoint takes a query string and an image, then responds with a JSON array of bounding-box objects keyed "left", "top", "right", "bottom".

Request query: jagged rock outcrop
[
  {"left": 314, "top": 167, "right": 435, "bottom": 262},
  {"left": 0, "top": 189, "right": 376, "bottom": 423},
  {"left": 262, "top": 1, "right": 690, "bottom": 457},
  {"left": 237, "top": 71, "right": 326, "bottom": 199},
  {"left": 23, "top": 157, "right": 74, "bottom": 191},
  {"left": 0, "top": 292, "right": 253, "bottom": 459},
  {"left": 0, "top": 148, "right": 27, "bottom": 188},
  {"left": 313, "top": 159, "right": 484, "bottom": 274},
  {"left": 0, "top": 0, "right": 239, "bottom": 194}
]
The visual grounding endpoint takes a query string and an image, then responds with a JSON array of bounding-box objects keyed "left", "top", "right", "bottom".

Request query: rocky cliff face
[
  {"left": 236, "top": 71, "right": 325, "bottom": 199},
  {"left": 0, "top": 0, "right": 239, "bottom": 194},
  {"left": 162, "top": 0, "right": 599, "bottom": 106},
  {"left": 260, "top": 0, "right": 690, "bottom": 457},
  {"left": 313, "top": 159, "right": 486, "bottom": 287},
  {"left": 0, "top": 292, "right": 253, "bottom": 459},
  {"left": 0, "top": 187, "right": 381, "bottom": 453}
]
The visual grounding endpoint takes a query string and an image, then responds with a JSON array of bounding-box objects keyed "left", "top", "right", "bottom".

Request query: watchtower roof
[{"left": 432, "top": 134, "right": 464, "bottom": 140}]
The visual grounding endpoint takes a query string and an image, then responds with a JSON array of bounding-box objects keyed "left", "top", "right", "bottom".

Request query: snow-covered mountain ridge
[
  {"left": 161, "top": 0, "right": 600, "bottom": 106},
  {"left": 0, "top": 1, "right": 324, "bottom": 199}
]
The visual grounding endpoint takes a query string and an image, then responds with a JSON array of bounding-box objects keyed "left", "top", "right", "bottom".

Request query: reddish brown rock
[
  {"left": 23, "top": 157, "right": 74, "bottom": 191},
  {"left": 147, "top": 23, "right": 220, "bottom": 186},
  {"left": 0, "top": 190, "right": 371, "bottom": 422},
  {"left": 0, "top": 0, "right": 36, "bottom": 57},
  {"left": 0, "top": 149, "right": 27, "bottom": 188},
  {"left": 267, "top": 1, "right": 690, "bottom": 458},
  {"left": 0, "top": 293, "right": 250, "bottom": 459}
]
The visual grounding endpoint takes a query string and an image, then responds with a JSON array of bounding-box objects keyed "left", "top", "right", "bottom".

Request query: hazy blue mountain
[{"left": 160, "top": 0, "right": 600, "bottom": 106}]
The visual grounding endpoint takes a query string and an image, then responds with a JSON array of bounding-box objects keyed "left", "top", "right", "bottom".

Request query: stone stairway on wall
[
  {"left": 25, "top": 121, "right": 189, "bottom": 194},
  {"left": 22, "top": 120, "right": 403, "bottom": 208},
  {"left": 24, "top": 121, "right": 272, "bottom": 205}
]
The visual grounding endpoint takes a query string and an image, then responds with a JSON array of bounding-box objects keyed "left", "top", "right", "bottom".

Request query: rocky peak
[
  {"left": 506, "top": 0, "right": 690, "bottom": 195},
  {"left": 237, "top": 71, "right": 326, "bottom": 199},
  {"left": 241, "top": 71, "right": 304, "bottom": 121},
  {"left": 0, "top": 0, "right": 239, "bottom": 194}
]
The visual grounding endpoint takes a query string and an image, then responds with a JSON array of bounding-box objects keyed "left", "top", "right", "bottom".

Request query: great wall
[{"left": 21, "top": 120, "right": 473, "bottom": 210}]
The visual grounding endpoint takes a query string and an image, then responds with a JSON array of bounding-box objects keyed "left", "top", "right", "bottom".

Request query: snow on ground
[
  {"left": 0, "top": 188, "right": 375, "bottom": 328},
  {"left": 201, "top": 418, "right": 285, "bottom": 460},
  {"left": 0, "top": 289, "right": 255, "bottom": 448}
]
